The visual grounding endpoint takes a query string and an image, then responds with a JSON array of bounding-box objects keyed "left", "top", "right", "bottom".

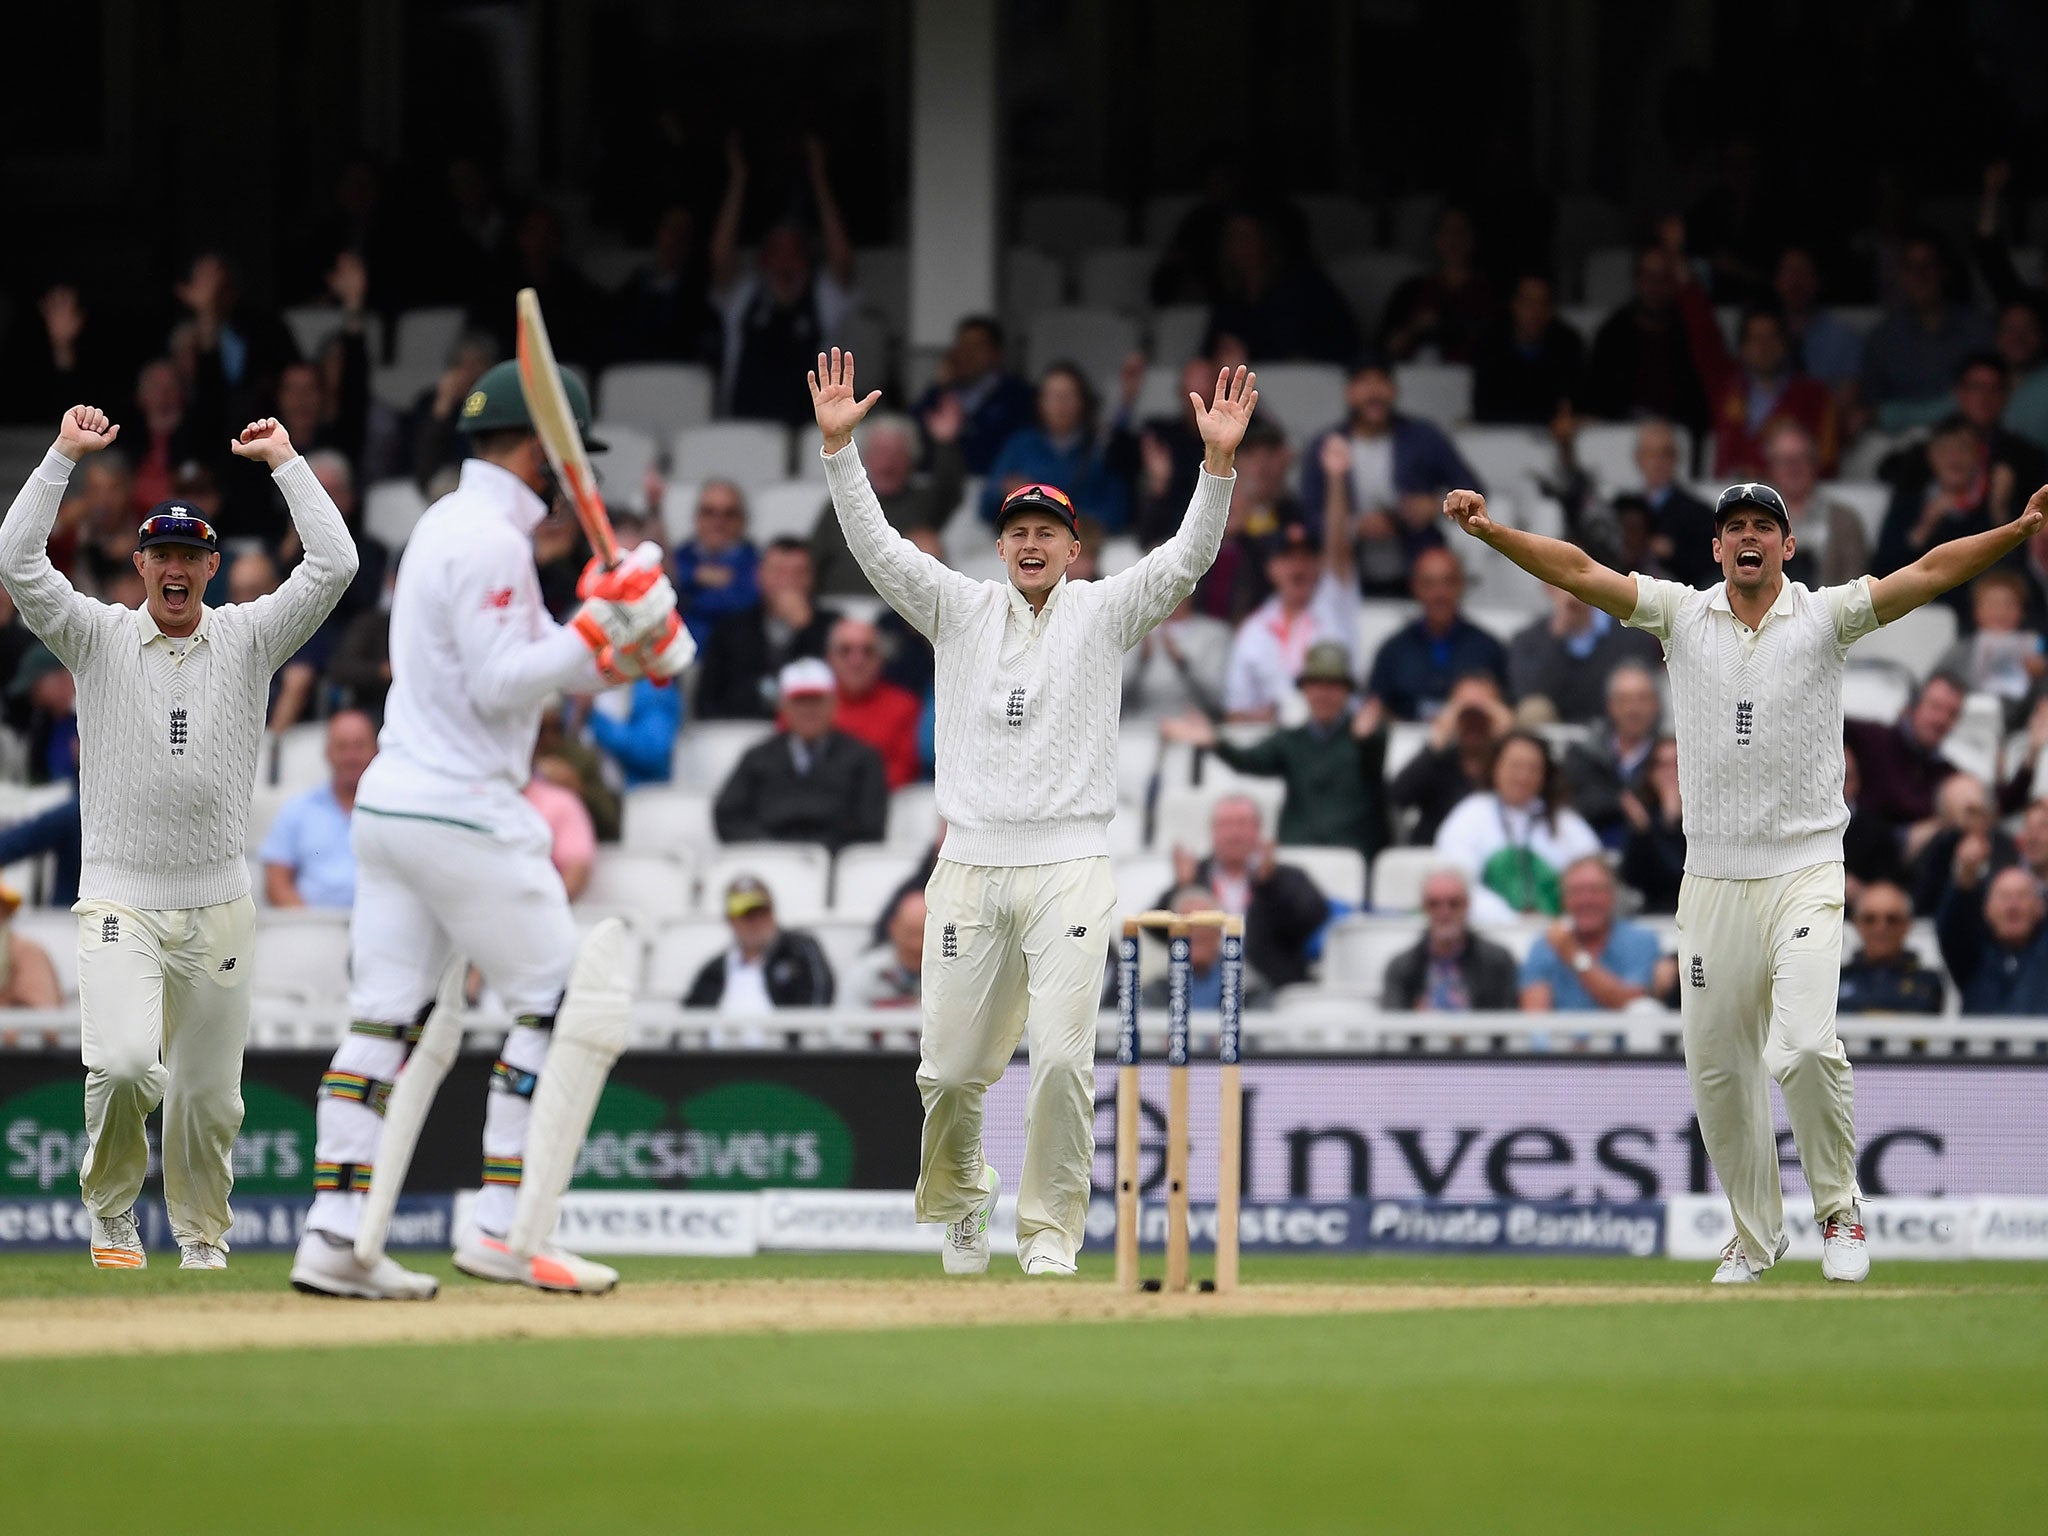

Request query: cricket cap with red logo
[{"left": 997, "top": 482, "right": 1080, "bottom": 540}]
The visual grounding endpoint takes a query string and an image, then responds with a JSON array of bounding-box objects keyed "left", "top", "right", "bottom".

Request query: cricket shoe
[
  {"left": 1821, "top": 1211, "right": 1870, "bottom": 1283},
  {"left": 289, "top": 1229, "right": 439, "bottom": 1300},
  {"left": 943, "top": 1165, "right": 1001, "bottom": 1276},
  {"left": 1021, "top": 1252, "right": 1077, "bottom": 1278},
  {"left": 453, "top": 1232, "right": 618, "bottom": 1295},
  {"left": 90, "top": 1209, "right": 145, "bottom": 1269},
  {"left": 178, "top": 1241, "right": 227, "bottom": 1271},
  {"left": 1710, "top": 1232, "right": 1790, "bottom": 1284}
]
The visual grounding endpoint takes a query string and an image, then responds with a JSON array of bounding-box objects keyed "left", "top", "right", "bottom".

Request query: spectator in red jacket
[{"left": 826, "top": 616, "right": 922, "bottom": 790}]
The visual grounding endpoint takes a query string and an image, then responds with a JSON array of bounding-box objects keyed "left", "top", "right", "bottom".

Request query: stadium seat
[
  {"left": 1580, "top": 246, "right": 1636, "bottom": 308},
  {"left": 596, "top": 363, "right": 715, "bottom": 441},
  {"left": 656, "top": 479, "right": 703, "bottom": 545},
  {"left": 832, "top": 843, "right": 920, "bottom": 919},
  {"left": 1152, "top": 783, "right": 1285, "bottom": 856},
  {"left": 1355, "top": 600, "right": 1420, "bottom": 672},
  {"left": 1463, "top": 605, "right": 1528, "bottom": 644},
  {"left": 1327, "top": 253, "right": 1424, "bottom": 335},
  {"left": 1133, "top": 363, "right": 1188, "bottom": 422},
  {"left": 392, "top": 307, "right": 466, "bottom": 371},
  {"left": 1452, "top": 426, "right": 1553, "bottom": 503},
  {"left": 885, "top": 783, "right": 940, "bottom": 849},
  {"left": 1023, "top": 307, "right": 1143, "bottom": 390},
  {"left": 251, "top": 911, "right": 353, "bottom": 1003},
  {"left": 1318, "top": 914, "right": 1415, "bottom": 999},
  {"left": 1245, "top": 362, "right": 1345, "bottom": 445},
  {"left": 1148, "top": 305, "right": 1209, "bottom": 367},
  {"left": 669, "top": 422, "right": 791, "bottom": 490},
  {"left": 1946, "top": 692, "right": 2004, "bottom": 784},
  {"left": 744, "top": 480, "right": 830, "bottom": 544},
  {"left": 696, "top": 843, "right": 831, "bottom": 923},
  {"left": 588, "top": 421, "right": 657, "bottom": 514},
  {"left": 1384, "top": 721, "right": 1430, "bottom": 782},
  {"left": 1113, "top": 853, "right": 1175, "bottom": 913},
  {"left": 1077, "top": 248, "right": 1156, "bottom": 313},
  {"left": 1003, "top": 249, "right": 1068, "bottom": 332},
  {"left": 1277, "top": 844, "right": 1368, "bottom": 906},
  {"left": 370, "top": 362, "right": 437, "bottom": 412},
  {"left": 1392, "top": 363, "right": 1473, "bottom": 428},
  {"left": 248, "top": 785, "right": 294, "bottom": 866},
  {"left": 670, "top": 722, "right": 774, "bottom": 799},
  {"left": 1369, "top": 846, "right": 1441, "bottom": 911},
  {"left": 362, "top": 479, "right": 429, "bottom": 550},
  {"left": 1842, "top": 664, "right": 1910, "bottom": 724},
  {"left": 1851, "top": 604, "right": 1955, "bottom": 682},
  {"left": 1822, "top": 481, "right": 1889, "bottom": 546},
  {"left": 615, "top": 789, "right": 711, "bottom": 871},
  {"left": 1018, "top": 193, "right": 1127, "bottom": 258},
  {"left": 265, "top": 723, "right": 329, "bottom": 794},
  {"left": 1557, "top": 305, "right": 1605, "bottom": 349},
  {"left": 1297, "top": 194, "right": 1379, "bottom": 257},
  {"left": 790, "top": 426, "right": 832, "bottom": 484},
  {"left": 813, "top": 919, "right": 880, "bottom": 997},
  {"left": 11, "top": 909, "right": 79, "bottom": 1000},
  {"left": 1572, "top": 422, "right": 1695, "bottom": 495},
  {"left": 644, "top": 918, "right": 731, "bottom": 1001},
  {"left": 282, "top": 306, "right": 385, "bottom": 363},
  {"left": 576, "top": 851, "right": 693, "bottom": 924},
  {"left": 1116, "top": 723, "right": 1164, "bottom": 809}
]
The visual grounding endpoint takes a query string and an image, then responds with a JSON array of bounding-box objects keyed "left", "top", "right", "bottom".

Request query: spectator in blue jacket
[
  {"left": 979, "top": 363, "right": 1134, "bottom": 532},
  {"left": 1364, "top": 546, "right": 1507, "bottom": 721},
  {"left": 1937, "top": 864, "right": 2048, "bottom": 1015},
  {"left": 672, "top": 481, "right": 760, "bottom": 647},
  {"left": 912, "top": 316, "right": 1037, "bottom": 476},
  {"left": 1298, "top": 358, "right": 1483, "bottom": 596},
  {"left": 587, "top": 676, "right": 683, "bottom": 789}
]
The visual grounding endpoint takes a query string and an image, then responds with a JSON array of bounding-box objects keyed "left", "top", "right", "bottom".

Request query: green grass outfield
[{"left": 2, "top": 1251, "right": 2045, "bottom": 1535}]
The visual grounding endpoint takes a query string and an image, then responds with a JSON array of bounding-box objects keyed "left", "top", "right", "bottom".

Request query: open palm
[
  {"left": 809, "top": 348, "right": 882, "bottom": 450},
  {"left": 1192, "top": 365, "right": 1258, "bottom": 457}
]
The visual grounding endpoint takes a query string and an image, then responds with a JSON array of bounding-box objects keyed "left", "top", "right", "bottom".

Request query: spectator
[
  {"left": 125, "top": 358, "right": 207, "bottom": 513},
  {"left": 1609, "top": 420, "right": 1718, "bottom": 589},
  {"left": 1133, "top": 357, "right": 1218, "bottom": 553},
  {"left": 1507, "top": 586, "right": 1661, "bottom": 725},
  {"left": 1472, "top": 272, "right": 1585, "bottom": 425},
  {"left": 847, "top": 889, "right": 926, "bottom": 1009},
  {"left": 874, "top": 527, "right": 940, "bottom": 701},
  {"left": 673, "top": 480, "right": 761, "bottom": 647},
  {"left": 1873, "top": 416, "right": 2015, "bottom": 610},
  {"left": 1382, "top": 866, "right": 1521, "bottom": 1010},
  {"left": 11, "top": 644, "right": 78, "bottom": 786},
  {"left": 713, "top": 658, "right": 887, "bottom": 850},
  {"left": 1365, "top": 547, "right": 1507, "bottom": 722},
  {"left": 404, "top": 331, "right": 498, "bottom": 491},
  {"left": 1908, "top": 773, "right": 2017, "bottom": 921},
  {"left": 1298, "top": 360, "right": 1482, "bottom": 595},
  {"left": 0, "top": 883, "right": 61, "bottom": 1010},
  {"left": 1562, "top": 663, "right": 1663, "bottom": 842},
  {"left": 485, "top": 205, "right": 609, "bottom": 364},
  {"left": 2017, "top": 796, "right": 2048, "bottom": 894},
  {"left": 1583, "top": 242, "right": 1708, "bottom": 432},
  {"left": 979, "top": 362, "right": 1136, "bottom": 532},
  {"left": 1390, "top": 672, "right": 1514, "bottom": 845},
  {"left": 1201, "top": 210, "right": 1359, "bottom": 364},
  {"left": 1842, "top": 739, "right": 1907, "bottom": 900},
  {"left": 1759, "top": 421, "right": 1870, "bottom": 587},
  {"left": 1681, "top": 298, "right": 1838, "bottom": 481},
  {"left": 292, "top": 449, "right": 389, "bottom": 628},
  {"left": 1139, "top": 884, "right": 1274, "bottom": 1010},
  {"left": 534, "top": 703, "right": 620, "bottom": 843},
  {"left": 912, "top": 316, "right": 1037, "bottom": 476},
  {"left": 1860, "top": 236, "right": 1993, "bottom": 412},
  {"left": 609, "top": 204, "right": 722, "bottom": 365},
  {"left": 1618, "top": 736, "right": 1686, "bottom": 913},
  {"left": 0, "top": 793, "right": 81, "bottom": 910},
  {"left": 523, "top": 760, "right": 597, "bottom": 901},
  {"left": 170, "top": 249, "right": 300, "bottom": 432},
  {"left": 52, "top": 449, "right": 132, "bottom": 588},
  {"left": 1993, "top": 298, "right": 2048, "bottom": 451},
  {"left": 1772, "top": 246, "right": 1865, "bottom": 394},
  {"left": 586, "top": 676, "right": 683, "bottom": 789},
  {"left": 1843, "top": 676, "right": 1966, "bottom": 856},
  {"left": 710, "top": 135, "right": 856, "bottom": 426},
  {"left": 1519, "top": 856, "right": 1667, "bottom": 1011},
  {"left": 1881, "top": 351, "right": 2048, "bottom": 490},
  {"left": 1182, "top": 417, "right": 1301, "bottom": 622},
  {"left": 695, "top": 537, "right": 839, "bottom": 720},
  {"left": 8, "top": 282, "right": 117, "bottom": 426},
  {"left": 1934, "top": 570, "right": 2045, "bottom": 726},
  {"left": 810, "top": 409, "right": 963, "bottom": 598},
  {"left": 826, "top": 616, "right": 922, "bottom": 790},
  {"left": 1838, "top": 880, "right": 1944, "bottom": 1016},
  {"left": 1122, "top": 592, "right": 1232, "bottom": 720},
  {"left": 1937, "top": 863, "right": 2048, "bottom": 1015},
  {"left": 1435, "top": 730, "right": 1602, "bottom": 915},
  {"left": 1379, "top": 206, "right": 1500, "bottom": 365},
  {"left": 259, "top": 709, "right": 376, "bottom": 909},
  {"left": 1156, "top": 795, "right": 1331, "bottom": 986},
  {"left": 683, "top": 875, "right": 836, "bottom": 1013},
  {"left": 1219, "top": 491, "right": 1356, "bottom": 722}
]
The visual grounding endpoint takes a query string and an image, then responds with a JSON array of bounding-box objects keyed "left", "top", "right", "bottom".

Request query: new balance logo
[
  {"left": 218, "top": 957, "right": 236, "bottom": 972},
  {"left": 1734, "top": 699, "right": 1753, "bottom": 745},
  {"left": 100, "top": 914, "right": 120, "bottom": 945},
  {"left": 941, "top": 922, "right": 958, "bottom": 960},
  {"left": 1792, "top": 927, "right": 1810, "bottom": 940},
  {"left": 1065, "top": 925, "right": 1088, "bottom": 938},
  {"left": 168, "top": 707, "right": 188, "bottom": 754},
  {"left": 1005, "top": 686, "right": 1026, "bottom": 726},
  {"left": 1689, "top": 953, "right": 1705, "bottom": 989}
]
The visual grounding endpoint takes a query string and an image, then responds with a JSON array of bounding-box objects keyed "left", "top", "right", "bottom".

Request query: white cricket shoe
[
  {"left": 89, "top": 1208, "right": 145, "bottom": 1270},
  {"left": 452, "top": 1232, "right": 618, "bottom": 1295},
  {"left": 942, "top": 1165, "right": 1001, "bottom": 1276},
  {"left": 1022, "top": 1253, "right": 1077, "bottom": 1278},
  {"left": 289, "top": 1229, "right": 439, "bottom": 1300},
  {"left": 1710, "top": 1232, "right": 1790, "bottom": 1284},
  {"left": 1821, "top": 1212, "right": 1870, "bottom": 1283},
  {"left": 178, "top": 1241, "right": 227, "bottom": 1271}
]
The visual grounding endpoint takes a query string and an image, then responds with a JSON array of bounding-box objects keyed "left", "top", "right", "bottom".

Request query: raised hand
[
  {"left": 922, "top": 389, "right": 964, "bottom": 445},
  {"left": 1192, "top": 365, "right": 1258, "bottom": 473},
  {"left": 1318, "top": 431, "right": 1351, "bottom": 482},
  {"left": 230, "top": 417, "right": 298, "bottom": 469},
  {"left": 808, "top": 348, "right": 882, "bottom": 453},
  {"left": 56, "top": 405, "right": 119, "bottom": 459},
  {"left": 2017, "top": 484, "right": 2048, "bottom": 539},
  {"left": 1442, "top": 488, "right": 1495, "bottom": 539}
]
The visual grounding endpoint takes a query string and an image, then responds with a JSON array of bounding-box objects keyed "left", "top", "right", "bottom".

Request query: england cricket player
[
  {"left": 811, "top": 348, "right": 1254, "bottom": 1276},
  {"left": 0, "top": 406, "right": 357, "bottom": 1270},
  {"left": 1443, "top": 477, "right": 2048, "bottom": 1282},
  {"left": 289, "top": 361, "right": 690, "bottom": 1300}
]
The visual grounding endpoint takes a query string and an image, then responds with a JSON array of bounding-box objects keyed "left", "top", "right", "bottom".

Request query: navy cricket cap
[
  {"left": 1713, "top": 481, "right": 1790, "bottom": 531},
  {"left": 136, "top": 501, "right": 220, "bottom": 553},
  {"left": 997, "top": 482, "right": 1080, "bottom": 539}
]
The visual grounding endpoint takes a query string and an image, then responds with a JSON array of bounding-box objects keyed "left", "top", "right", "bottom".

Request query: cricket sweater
[
  {"left": 825, "top": 441, "right": 1231, "bottom": 866},
  {"left": 0, "top": 446, "right": 357, "bottom": 909}
]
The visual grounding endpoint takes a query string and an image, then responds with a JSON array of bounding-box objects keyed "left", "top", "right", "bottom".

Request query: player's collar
[
  {"left": 1007, "top": 573, "right": 1067, "bottom": 618},
  {"left": 460, "top": 456, "right": 549, "bottom": 535},
  {"left": 133, "top": 601, "right": 212, "bottom": 647},
  {"left": 1708, "top": 575, "right": 1796, "bottom": 623}
]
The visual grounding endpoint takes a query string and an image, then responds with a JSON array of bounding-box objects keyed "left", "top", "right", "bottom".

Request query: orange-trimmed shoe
[
  {"left": 90, "top": 1209, "right": 145, "bottom": 1269},
  {"left": 452, "top": 1232, "right": 617, "bottom": 1294}
]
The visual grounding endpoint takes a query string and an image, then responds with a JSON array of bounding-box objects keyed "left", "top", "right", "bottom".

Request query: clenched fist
[{"left": 1441, "top": 489, "right": 1495, "bottom": 538}]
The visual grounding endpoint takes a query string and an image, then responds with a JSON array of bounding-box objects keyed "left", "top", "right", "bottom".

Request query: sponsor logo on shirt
[{"left": 483, "top": 587, "right": 515, "bottom": 609}]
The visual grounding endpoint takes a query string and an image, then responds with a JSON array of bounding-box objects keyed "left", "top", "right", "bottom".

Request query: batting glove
[{"left": 633, "top": 612, "right": 696, "bottom": 680}]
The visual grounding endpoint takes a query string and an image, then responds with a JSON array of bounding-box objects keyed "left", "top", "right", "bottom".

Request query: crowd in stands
[{"left": 13, "top": 139, "right": 2048, "bottom": 1032}]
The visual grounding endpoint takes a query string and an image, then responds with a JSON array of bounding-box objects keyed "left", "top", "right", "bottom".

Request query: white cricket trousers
[
  {"left": 916, "top": 856, "right": 1118, "bottom": 1267},
  {"left": 1676, "top": 862, "right": 1860, "bottom": 1269},
  {"left": 74, "top": 895, "right": 257, "bottom": 1247},
  {"left": 306, "top": 802, "right": 576, "bottom": 1243}
]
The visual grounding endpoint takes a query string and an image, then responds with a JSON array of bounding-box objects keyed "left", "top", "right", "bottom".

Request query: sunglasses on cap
[
  {"left": 137, "top": 510, "right": 220, "bottom": 551},
  {"left": 998, "top": 482, "right": 1080, "bottom": 538}
]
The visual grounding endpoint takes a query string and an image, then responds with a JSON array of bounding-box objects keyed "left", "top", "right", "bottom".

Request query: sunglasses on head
[
  {"left": 1005, "top": 483, "right": 1073, "bottom": 511},
  {"left": 138, "top": 512, "right": 217, "bottom": 546}
]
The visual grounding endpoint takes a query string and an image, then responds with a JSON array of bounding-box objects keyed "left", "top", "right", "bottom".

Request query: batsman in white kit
[
  {"left": 0, "top": 406, "right": 356, "bottom": 1271},
  {"left": 812, "top": 349, "right": 1253, "bottom": 1275},
  {"left": 1443, "top": 476, "right": 2048, "bottom": 1283},
  {"left": 289, "top": 359, "right": 691, "bottom": 1300}
]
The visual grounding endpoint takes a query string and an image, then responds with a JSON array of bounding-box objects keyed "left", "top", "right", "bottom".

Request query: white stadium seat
[
  {"left": 588, "top": 421, "right": 657, "bottom": 515},
  {"left": 1076, "top": 248, "right": 1156, "bottom": 313},
  {"left": 670, "top": 722, "right": 774, "bottom": 799},
  {"left": 1850, "top": 604, "right": 1956, "bottom": 682},
  {"left": 1842, "top": 666, "right": 1910, "bottom": 725},
  {"left": 266, "top": 724, "right": 329, "bottom": 795},
  {"left": 1369, "top": 846, "right": 1443, "bottom": 912},
  {"left": 1277, "top": 844, "right": 1369, "bottom": 906},
  {"left": 251, "top": 912, "right": 352, "bottom": 1003},
  {"left": 362, "top": 479, "right": 428, "bottom": 551},
  {"left": 596, "top": 363, "right": 715, "bottom": 441},
  {"left": 696, "top": 843, "right": 832, "bottom": 923},
  {"left": 645, "top": 919, "right": 731, "bottom": 1001},
  {"left": 1319, "top": 915, "right": 1416, "bottom": 999},
  {"left": 745, "top": 480, "right": 830, "bottom": 543},
  {"left": 1572, "top": 422, "right": 1693, "bottom": 495},
  {"left": 1822, "top": 480, "right": 1889, "bottom": 546},
  {"left": 282, "top": 306, "right": 385, "bottom": 362},
  {"left": 1113, "top": 853, "right": 1175, "bottom": 913},
  {"left": 1392, "top": 363, "right": 1473, "bottom": 429},
  {"left": 392, "top": 307, "right": 466, "bottom": 370},
  {"left": 1151, "top": 784, "right": 1286, "bottom": 858},
  {"left": 1134, "top": 363, "right": 1189, "bottom": 422},
  {"left": 832, "top": 844, "right": 920, "bottom": 919},
  {"left": 621, "top": 786, "right": 718, "bottom": 860},
  {"left": 370, "top": 362, "right": 438, "bottom": 412},
  {"left": 576, "top": 851, "right": 693, "bottom": 923},
  {"left": 669, "top": 422, "right": 792, "bottom": 490},
  {"left": 1023, "top": 307, "right": 1143, "bottom": 392},
  {"left": 1148, "top": 305, "right": 1210, "bottom": 368},
  {"left": 1245, "top": 362, "right": 1345, "bottom": 445},
  {"left": 1452, "top": 426, "right": 1553, "bottom": 503},
  {"left": 885, "top": 783, "right": 940, "bottom": 849}
]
